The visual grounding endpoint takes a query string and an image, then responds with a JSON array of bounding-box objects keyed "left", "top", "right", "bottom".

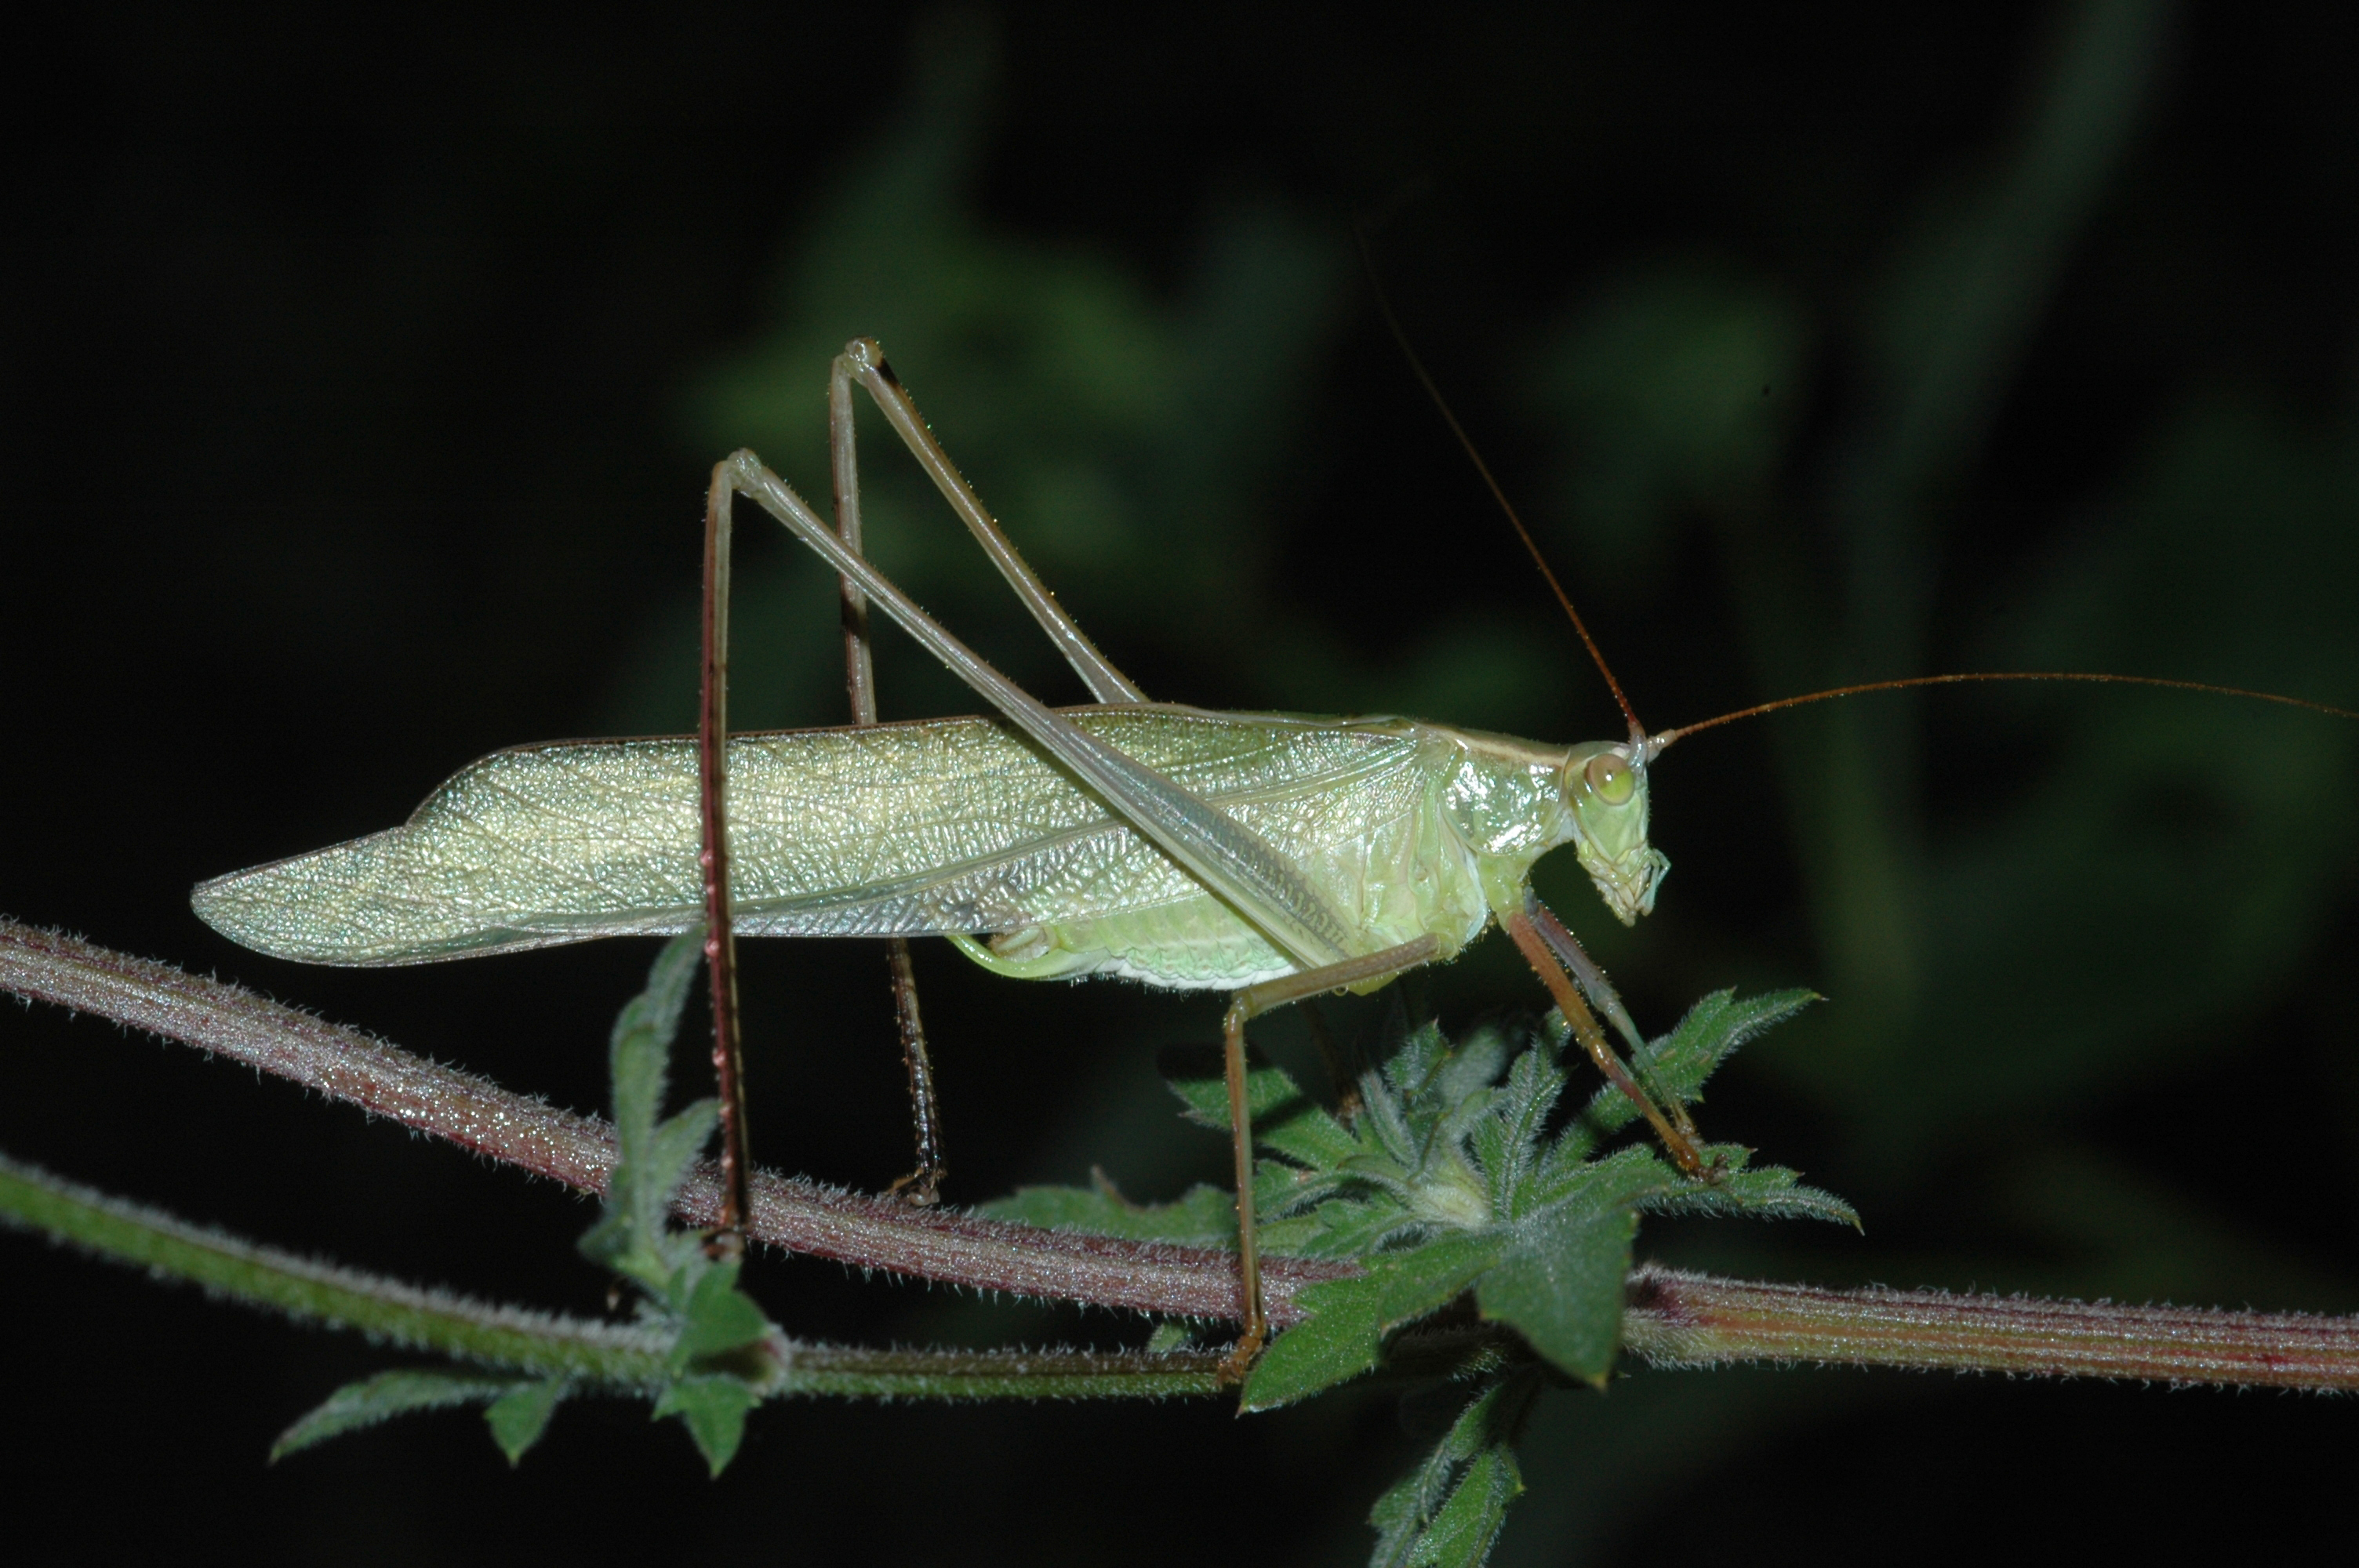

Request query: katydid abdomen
[{"left": 193, "top": 706, "right": 1639, "bottom": 988}]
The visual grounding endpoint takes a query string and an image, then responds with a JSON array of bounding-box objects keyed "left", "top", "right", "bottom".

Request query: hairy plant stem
[
  {"left": 0, "top": 920, "right": 1347, "bottom": 1323},
  {"left": 1621, "top": 1265, "right": 2359, "bottom": 1389},
  {"left": 0, "top": 1151, "right": 672, "bottom": 1381},
  {"left": 7, "top": 920, "right": 2357, "bottom": 1394},
  {"left": 0, "top": 1150, "right": 1223, "bottom": 1399}
]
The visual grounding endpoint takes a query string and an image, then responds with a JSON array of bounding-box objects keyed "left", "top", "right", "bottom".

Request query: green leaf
[
  {"left": 1413, "top": 1448, "right": 1521, "bottom": 1566},
  {"left": 1367, "top": 1374, "right": 1539, "bottom": 1568},
  {"left": 674, "top": 1259, "right": 773, "bottom": 1368},
  {"left": 1200, "top": 989, "right": 1849, "bottom": 1396},
  {"left": 484, "top": 1377, "right": 569, "bottom": 1466},
  {"left": 571, "top": 934, "right": 778, "bottom": 1471},
  {"left": 1427, "top": 1025, "right": 1512, "bottom": 1123},
  {"left": 581, "top": 931, "right": 710, "bottom": 1291},
  {"left": 655, "top": 1374, "right": 758, "bottom": 1476},
  {"left": 1645, "top": 1162, "right": 1861, "bottom": 1229},
  {"left": 1381, "top": 1018, "right": 1452, "bottom": 1108},
  {"left": 1243, "top": 1232, "right": 1506, "bottom": 1410},
  {"left": 648, "top": 1098, "right": 721, "bottom": 1185},
  {"left": 269, "top": 1369, "right": 511, "bottom": 1462},
  {"left": 1270, "top": 1196, "right": 1422, "bottom": 1260},
  {"left": 1159, "top": 1045, "right": 1359, "bottom": 1170},
  {"left": 981, "top": 1178, "right": 1238, "bottom": 1246},
  {"left": 1259, "top": 1102, "right": 1364, "bottom": 1174},
  {"left": 1354, "top": 1061, "right": 1423, "bottom": 1167},
  {"left": 1001, "top": 989, "right": 1844, "bottom": 1410},
  {"left": 1577, "top": 988, "right": 1816, "bottom": 1138},
  {"left": 573, "top": 1207, "right": 634, "bottom": 1274},
  {"left": 1476, "top": 1203, "right": 1639, "bottom": 1386},
  {"left": 610, "top": 931, "right": 706, "bottom": 1162},
  {"left": 1478, "top": 1046, "right": 1567, "bottom": 1220}
]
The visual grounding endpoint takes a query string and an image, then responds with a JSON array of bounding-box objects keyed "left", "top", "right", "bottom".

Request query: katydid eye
[{"left": 1583, "top": 753, "right": 1636, "bottom": 804}]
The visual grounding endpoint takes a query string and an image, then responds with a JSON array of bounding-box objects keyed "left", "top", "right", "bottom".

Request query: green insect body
[
  {"left": 191, "top": 706, "right": 1666, "bottom": 990},
  {"left": 193, "top": 341, "right": 1728, "bottom": 1349},
  {"left": 187, "top": 333, "right": 2354, "bottom": 1363}
]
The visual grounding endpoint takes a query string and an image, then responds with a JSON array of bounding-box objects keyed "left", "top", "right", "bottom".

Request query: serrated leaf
[
  {"left": 1382, "top": 1018, "right": 1452, "bottom": 1106},
  {"left": 1411, "top": 1449, "right": 1521, "bottom": 1566},
  {"left": 1368, "top": 1374, "right": 1539, "bottom": 1568},
  {"left": 484, "top": 1377, "right": 568, "bottom": 1466},
  {"left": 655, "top": 1374, "right": 758, "bottom": 1476},
  {"left": 1478, "top": 1047, "right": 1566, "bottom": 1219},
  {"left": 609, "top": 931, "right": 706, "bottom": 1163},
  {"left": 583, "top": 932, "right": 711, "bottom": 1291},
  {"left": 1158, "top": 1046, "right": 1359, "bottom": 1169},
  {"left": 1276, "top": 1195, "right": 1421, "bottom": 1259},
  {"left": 1355, "top": 1063, "right": 1423, "bottom": 1167},
  {"left": 1430, "top": 1086, "right": 1503, "bottom": 1165},
  {"left": 269, "top": 1369, "right": 511, "bottom": 1462},
  {"left": 645, "top": 1098, "right": 721, "bottom": 1211},
  {"left": 1467, "top": 1145, "right": 1692, "bottom": 1383},
  {"left": 980, "top": 1179, "right": 1239, "bottom": 1245},
  {"left": 1644, "top": 1164, "right": 1862, "bottom": 1229},
  {"left": 1519, "top": 1137, "right": 1680, "bottom": 1220},
  {"left": 1578, "top": 988, "right": 1817, "bottom": 1138},
  {"left": 1243, "top": 1231, "right": 1506, "bottom": 1410},
  {"left": 572, "top": 1207, "right": 642, "bottom": 1276},
  {"left": 1041, "top": 985, "right": 1846, "bottom": 1413},
  {"left": 674, "top": 1259, "right": 773, "bottom": 1367},
  {"left": 1158, "top": 1044, "right": 1300, "bottom": 1127},
  {"left": 1428, "top": 1026, "right": 1511, "bottom": 1120},
  {"left": 1259, "top": 1101, "right": 1362, "bottom": 1171},
  {"left": 1476, "top": 1203, "right": 1638, "bottom": 1385}
]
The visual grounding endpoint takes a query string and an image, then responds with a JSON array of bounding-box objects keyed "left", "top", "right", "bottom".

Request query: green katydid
[{"left": 190, "top": 338, "right": 2357, "bottom": 1371}]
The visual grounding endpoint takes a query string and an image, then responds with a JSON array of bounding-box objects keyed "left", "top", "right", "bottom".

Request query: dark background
[{"left": 5, "top": 2, "right": 2357, "bottom": 1561}]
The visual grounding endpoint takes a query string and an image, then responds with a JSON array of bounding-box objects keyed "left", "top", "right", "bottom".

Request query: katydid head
[{"left": 1561, "top": 741, "right": 1669, "bottom": 927}]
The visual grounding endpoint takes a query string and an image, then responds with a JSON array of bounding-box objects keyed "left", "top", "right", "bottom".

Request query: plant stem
[
  {"left": 0, "top": 920, "right": 1348, "bottom": 1323},
  {"left": 781, "top": 1345, "right": 1221, "bottom": 1400},
  {"left": 1622, "top": 1263, "right": 2359, "bottom": 1390},
  {"left": 11, "top": 923, "right": 2359, "bottom": 1394},
  {"left": 0, "top": 1149, "right": 674, "bottom": 1384},
  {"left": 0, "top": 1149, "right": 1223, "bottom": 1399}
]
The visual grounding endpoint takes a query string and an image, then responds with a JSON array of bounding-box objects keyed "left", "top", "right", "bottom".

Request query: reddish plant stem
[
  {"left": 1623, "top": 1264, "right": 2359, "bottom": 1390},
  {"left": 9, "top": 921, "right": 2359, "bottom": 1392},
  {"left": 0, "top": 920, "right": 1345, "bottom": 1323}
]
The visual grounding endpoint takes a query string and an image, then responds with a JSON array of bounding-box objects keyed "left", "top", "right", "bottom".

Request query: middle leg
[{"left": 1217, "top": 935, "right": 1441, "bottom": 1379}]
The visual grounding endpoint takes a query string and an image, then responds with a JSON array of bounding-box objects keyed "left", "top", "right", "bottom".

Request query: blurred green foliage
[{"left": 1534, "top": 268, "right": 1808, "bottom": 587}]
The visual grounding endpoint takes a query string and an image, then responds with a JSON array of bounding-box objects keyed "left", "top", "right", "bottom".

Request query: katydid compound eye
[{"left": 1583, "top": 753, "right": 1635, "bottom": 804}]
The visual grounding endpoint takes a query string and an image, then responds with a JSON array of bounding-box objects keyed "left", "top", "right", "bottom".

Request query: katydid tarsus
[{"left": 191, "top": 338, "right": 2359, "bottom": 1374}]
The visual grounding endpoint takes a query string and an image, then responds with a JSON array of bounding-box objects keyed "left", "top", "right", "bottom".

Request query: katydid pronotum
[{"left": 191, "top": 338, "right": 2359, "bottom": 1374}]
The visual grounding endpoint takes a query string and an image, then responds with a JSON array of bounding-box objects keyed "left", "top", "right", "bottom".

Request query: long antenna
[
  {"left": 1353, "top": 227, "right": 1646, "bottom": 746},
  {"left": 1653, "top": 670, "right": 2359, "bottom": 751}
]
